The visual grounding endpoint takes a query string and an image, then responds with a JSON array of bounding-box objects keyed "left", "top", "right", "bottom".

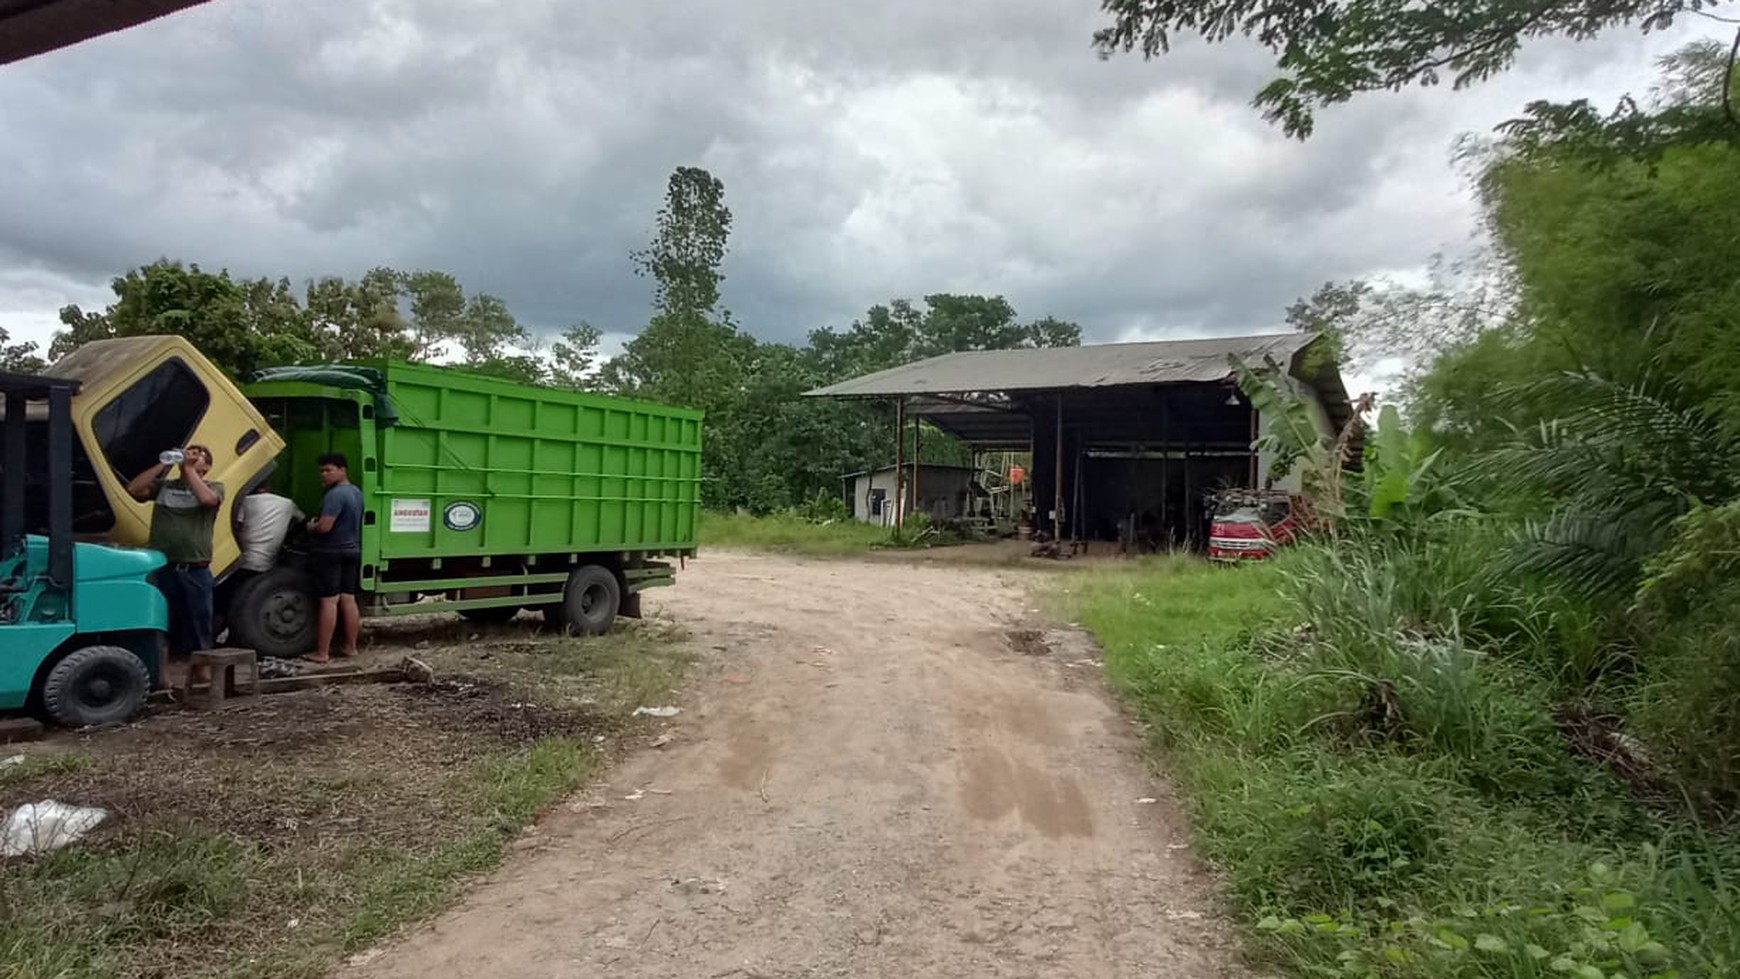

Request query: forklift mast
[{"left": 0, "top": 371, "right": 81, "bottom": 617}]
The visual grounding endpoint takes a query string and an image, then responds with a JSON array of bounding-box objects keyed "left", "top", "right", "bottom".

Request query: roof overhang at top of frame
[{"left": 0, "top": 0, "right": 213, "bottom": 66}]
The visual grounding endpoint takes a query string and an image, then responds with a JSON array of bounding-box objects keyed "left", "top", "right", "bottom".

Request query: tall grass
[
  {"left": 1058, "top": 546, "right": 1740, "bottom": 978},
  {"left": 700, "top": 510, "right": 893, "bottom": 556}
]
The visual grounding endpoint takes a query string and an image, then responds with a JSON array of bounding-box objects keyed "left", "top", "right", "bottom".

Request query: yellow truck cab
[{"left": 44, "top": 336, "right": 285, "bottom": 575}]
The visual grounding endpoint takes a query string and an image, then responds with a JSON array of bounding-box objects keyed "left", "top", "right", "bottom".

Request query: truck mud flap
[{"left": 619, "top": 591, "right": 643, "bottom": 620}]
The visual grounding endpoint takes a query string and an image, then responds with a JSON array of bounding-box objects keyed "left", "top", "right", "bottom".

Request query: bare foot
[{"left": 301, "top": 653, "right": 331, "bottom": 664}]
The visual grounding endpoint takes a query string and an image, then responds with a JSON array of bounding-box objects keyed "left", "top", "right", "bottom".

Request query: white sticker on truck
[{"left": 390, "top": 499, "right": 432, "bottom": 532}]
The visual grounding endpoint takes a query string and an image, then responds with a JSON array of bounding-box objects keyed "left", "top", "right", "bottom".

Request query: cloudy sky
[{"left": 0, "top": 0, "right": 1711, "bottom": 366}]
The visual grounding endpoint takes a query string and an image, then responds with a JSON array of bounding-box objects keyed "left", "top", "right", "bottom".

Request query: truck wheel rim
[{"left": 264, "top": 588, "right": 310, "bottom": 641}]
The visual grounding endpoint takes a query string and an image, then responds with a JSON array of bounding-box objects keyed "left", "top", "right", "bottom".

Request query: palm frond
[{"left": 1503, "top": 512, "right": 1663, "bottom": 598}]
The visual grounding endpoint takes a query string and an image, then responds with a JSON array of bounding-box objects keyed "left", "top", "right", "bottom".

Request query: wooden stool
[{"left": 184, "top": 648, "right": 260, "bottom": 710}]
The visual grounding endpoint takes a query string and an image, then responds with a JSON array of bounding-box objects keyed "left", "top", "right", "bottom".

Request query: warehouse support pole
[
  {"left": 894, "top": 398, "right": 906, "bottom": 532},
  {"left": 1249, "top": 400, "right": 1259, "bottom": 488},
  {"left": 1054, "top": 394, "right": 1065, "bottom": 540},
  {"left": 912, "top": 414, "right": 922, "bottom": 522}
]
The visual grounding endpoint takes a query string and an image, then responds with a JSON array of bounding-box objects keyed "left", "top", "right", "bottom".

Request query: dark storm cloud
[{"left": 0, "top": 0, "right": 1705, "bottom": 356}]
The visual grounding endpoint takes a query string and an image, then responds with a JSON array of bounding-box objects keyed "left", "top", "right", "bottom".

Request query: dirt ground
[{"left": 342, "top": 551, "right": 1256, "bottom": 979}]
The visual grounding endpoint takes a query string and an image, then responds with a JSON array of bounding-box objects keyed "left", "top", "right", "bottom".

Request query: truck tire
[
  {"left": 41, "top": 645, "right": 150, "bottom": 728},
  {"left": 549, "top": 565, "right": 621, "bottom": 636},
  {"left": 228, "top": 565, "right": 318, "bottom": 659},
  {"left": 459, "top": 605, "right": 521, "bottom": 624}
]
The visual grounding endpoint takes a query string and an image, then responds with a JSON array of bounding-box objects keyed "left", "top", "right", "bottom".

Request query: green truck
[{"left": 25, "top": 335, "right": 702, "bottom": 664}]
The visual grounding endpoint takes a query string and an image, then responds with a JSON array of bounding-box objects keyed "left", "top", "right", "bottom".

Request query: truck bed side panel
[{"left": 375, "top": 365, "right": 701, "bottom": 559}]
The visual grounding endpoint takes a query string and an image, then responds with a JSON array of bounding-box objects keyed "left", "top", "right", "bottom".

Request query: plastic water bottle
[{"left": 159, "top": 449, "right": 185, "bottom": 466}]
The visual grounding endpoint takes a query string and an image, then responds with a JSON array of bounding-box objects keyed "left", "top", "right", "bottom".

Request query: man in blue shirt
[{"left": 304, "top": 452, "right": 364, "bottom": 663}]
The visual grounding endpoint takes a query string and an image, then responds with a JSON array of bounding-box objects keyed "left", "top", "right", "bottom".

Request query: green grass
[
  {"left": 0, "top": 741, "right": 591, "bottom": 979},
  {"left": 0, "top": 620, "right": 694, "bottom": 979},
  {"left": 0, "top": 753, "right": 91, "bottom": 789},
  {"left": 1054, "top": 551, "right": 1740, "bottom": 979},
  {"left": 700, "top": 510, "right": 894, "bottom": 556},
  {"left": 418, "top": 618, "right": 697, "bottom": 715}
]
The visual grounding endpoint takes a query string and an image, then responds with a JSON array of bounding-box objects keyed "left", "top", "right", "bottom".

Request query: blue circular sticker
[{"left": 443, "top": 501, "right": 482, "bottom": 531}]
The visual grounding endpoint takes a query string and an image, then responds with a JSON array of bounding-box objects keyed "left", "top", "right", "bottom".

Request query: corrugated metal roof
[
  {"left": 0, "top": 0, "right": 212, "bottom": 66},
  {"left": 805, "top": 331, "right": 1322, "bottom": 399}
]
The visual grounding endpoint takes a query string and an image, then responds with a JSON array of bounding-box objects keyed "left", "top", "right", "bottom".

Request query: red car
[{"left": 1207, "top": 491, "right": 1309, "bottom": 562}]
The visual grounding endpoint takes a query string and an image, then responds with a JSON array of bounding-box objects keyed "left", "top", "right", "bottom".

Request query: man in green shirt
[{"left": 127, "top": 444, "right": 225, "bottom": 678}]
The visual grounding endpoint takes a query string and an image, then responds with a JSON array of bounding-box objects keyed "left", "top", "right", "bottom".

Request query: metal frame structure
[
  {"left": 807, "top": 333, "right": 1356, "bottom": 550},
  {"left": 1, "top": 371, "right": 82, "bottom": 607}
]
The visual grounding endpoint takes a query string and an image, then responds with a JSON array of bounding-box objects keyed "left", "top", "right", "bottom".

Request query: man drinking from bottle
[{"left": 127, "top": 444, "right": 225, "bottom": 684}]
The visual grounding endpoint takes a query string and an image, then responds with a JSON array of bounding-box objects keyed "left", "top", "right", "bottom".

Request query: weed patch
[{"left": 1060, "top": 555, "right": 1740, "bottom": 979}]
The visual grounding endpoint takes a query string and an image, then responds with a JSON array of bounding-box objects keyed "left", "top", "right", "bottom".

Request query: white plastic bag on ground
[
  {"left": 631, "top": 706, "right": 681, "bottom": 718},
  {"left": 1, "top": 800, "right": 108, "bottom": 857}
]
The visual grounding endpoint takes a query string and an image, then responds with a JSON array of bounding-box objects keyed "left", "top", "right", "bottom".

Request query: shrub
[{"left": 1192, "top": 752, "right": 1464, "bottom": 912}]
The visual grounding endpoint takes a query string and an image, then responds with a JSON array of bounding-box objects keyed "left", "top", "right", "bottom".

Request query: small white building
[{"left": 844, "top": 464, "right": 977, "bottom": 526}]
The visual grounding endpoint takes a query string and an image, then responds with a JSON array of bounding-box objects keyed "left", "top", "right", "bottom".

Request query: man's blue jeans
[{"left": 158, "top": 564, "right": 214, "bottom": 655}]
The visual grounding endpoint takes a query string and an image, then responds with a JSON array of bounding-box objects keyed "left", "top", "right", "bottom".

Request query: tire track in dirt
[{"left": 341, "top": 551, "right": 1256, "bottom": 978}]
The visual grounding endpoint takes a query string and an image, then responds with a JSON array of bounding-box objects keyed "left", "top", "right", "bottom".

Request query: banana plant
[{"left": 1362, "top": 404, "right": 1447, "bottom": 521}]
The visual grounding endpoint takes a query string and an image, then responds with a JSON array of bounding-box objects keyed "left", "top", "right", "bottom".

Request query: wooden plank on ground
[
  {"left": 255, "top": 669, "right": 407, "bottom": 695},
  {"left": 0, "top": 717, "right": 45, "bottom": 743}
]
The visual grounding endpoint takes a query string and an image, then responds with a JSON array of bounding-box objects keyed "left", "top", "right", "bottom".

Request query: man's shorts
[{"left": 310, "top": 551, "right": 362, "bottom": 598}]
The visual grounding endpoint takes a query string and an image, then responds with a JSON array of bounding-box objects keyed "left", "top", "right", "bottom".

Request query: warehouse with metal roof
[{"left": 806, "top": 331, "right": 1354, "bottom": 551}]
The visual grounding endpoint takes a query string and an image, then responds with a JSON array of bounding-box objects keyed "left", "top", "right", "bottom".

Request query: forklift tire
[
  {"left": 550, "top": 565, "right": 620, "bottom": 636},
  {"left": 229, "top": 566, "right": 318, "bottom": 659},
  {"left": 41, "top": 645, "right": 150, "bottom": 728}
]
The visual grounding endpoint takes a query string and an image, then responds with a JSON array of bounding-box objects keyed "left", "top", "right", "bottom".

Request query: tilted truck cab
[
  {"left": 42, "top": 336, "right": 286, "bottom": 571},
  {"left": 32, "top": 336, "right": 703, "bottom": 661}
]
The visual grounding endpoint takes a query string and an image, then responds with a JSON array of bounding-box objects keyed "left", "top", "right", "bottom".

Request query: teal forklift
[{"left": 0, "top": 371, "right": 165, "bottom": 727}]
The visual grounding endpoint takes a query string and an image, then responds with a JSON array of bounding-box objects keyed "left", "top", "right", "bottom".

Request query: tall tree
[
  {"left": 632, "top": 166, "right": 731, "bottom": 322},
  {"left": 604, "top": 166, "right": 746, "bottom": 409},
  {"left": 1092, "top": 0, "right": 1712, "bottom": 137}
]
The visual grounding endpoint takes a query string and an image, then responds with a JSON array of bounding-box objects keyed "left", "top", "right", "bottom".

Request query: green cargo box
[{"left": 244, "top": 362, "right": 701, "bottom": 608}]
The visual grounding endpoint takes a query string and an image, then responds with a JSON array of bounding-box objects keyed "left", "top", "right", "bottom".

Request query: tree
[
  {"left": 399, "top": 269, "right": 466, "bottom": 360},
  {"left": 43, "top": 260, "right": 553, "bottom": 383},
  {"left": 50, "top": 260, "right": 320, "bottom": 377},
  {"left": 548, "top": 323, "right": 604, "bottom": 390},
  {"left": 806, "top": 294, "right": 1082, "bottom": 381},
  {"left": 1464, "top": 44, "right": 1740, "bottom": 435},
  {"left": 0, "top": 327, "right": 43, "bottom": 373},
  {"left": 1092, "top": 0, "right": 1710, "bottom": 137},
  {"left": 632, "top": 166, "right": 731, "bottom": 322},
  {"left": 303, "top": 270, "right": 412, "bottom": 362},
  {"left": 1285, "top": 254, "right": 1515, "bottom": 388},
  {"left": 453, "top": 293, "right": 532, "bottom": 364},
  {"left": 1492, "top": 37, "right": 1740, "bottom": 161},
  {"left": 604, "top": 167, "right": 746, "bottom": 410}
]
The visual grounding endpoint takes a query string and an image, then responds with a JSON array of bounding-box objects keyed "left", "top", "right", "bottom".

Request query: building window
[
  {"left": 92, "top": 358, "right": 211, "bottom": 479},
  {"left": 869, "top": 488, "right": 886, "bottom": 516}
]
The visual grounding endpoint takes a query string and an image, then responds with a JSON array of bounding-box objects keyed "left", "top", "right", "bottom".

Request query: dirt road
[{"left": 344, "top": 551, "right": 1253, "bottom": 979}]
